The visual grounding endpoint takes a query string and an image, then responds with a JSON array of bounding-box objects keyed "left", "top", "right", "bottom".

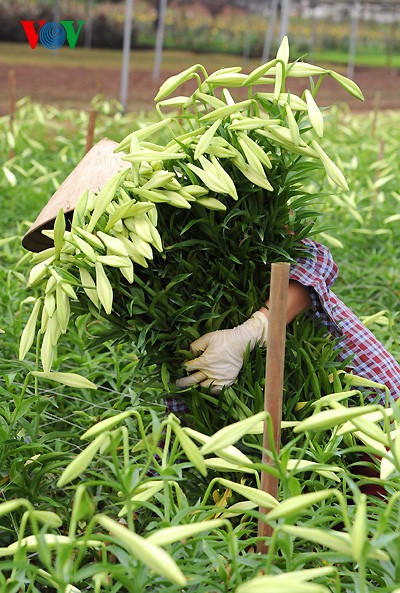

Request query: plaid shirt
[
  {"left": 166, "top": 238, "right": 400, "bottom": 414},
  {"left": 290, "top": 238, "right": 400, "bottom": 402}
]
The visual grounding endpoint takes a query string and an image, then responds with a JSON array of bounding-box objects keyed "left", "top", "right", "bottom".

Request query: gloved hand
[{"left": 176, "top": 311, "right": 268, "bottom": 394}]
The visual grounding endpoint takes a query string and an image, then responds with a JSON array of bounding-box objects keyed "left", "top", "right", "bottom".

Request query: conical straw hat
[{"left": 22, "top": 138, "right": 127, "bottom": 252}]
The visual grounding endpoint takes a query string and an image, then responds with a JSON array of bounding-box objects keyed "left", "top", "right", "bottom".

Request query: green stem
[
  {"left": 171, "top": 481, "right": 184, "bottom": 510},
  {"left": 121, "top": 426, "right": 130, "bottom": 469},
  {"left": 34, "top": 331, "right": 41, "bottom": 396},
  {"left": 201, "top": 477, "right": 220, "bottom": 506},
  {"left": 357, "top": 556, "right": 367, "bottom": 593},
  {"left": 196, "top": 65, "right": 209, "bottom": 81},
  {"left": 225, "top": 521, "right": 239, "bottom": 585},
  {"left": 161, "top": 422, "right": 172, "bottom": 470},
  {"left": 163, "top": 481, "right": 171, "bottom": 525},
  {"left": 379, "top": 490, "right": 400, "bottom": 535},
  {"left": 264, "top": 527, "right": 279, "bottom": 572},
  {"left": 333, "top": 489, "right": 352, "bottom": 533},
  {"left": 69, "top": 485, "right": 85, "bottom": 538},
  {"left": 312, "top": 73, "right": 327, "bottom": 97},
  {"left": 10, "top": 504, "right": 41, "bottom": 582}
]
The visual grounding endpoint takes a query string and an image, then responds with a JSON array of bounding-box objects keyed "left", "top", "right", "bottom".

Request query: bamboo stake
[
  {"left": 257, "top": 262, "right": 290, "bottom": 553},
  {"left": 85, "top": 73, "right": 102, "bottom": 155},
  {"left": 371, "top": 91, "right": 381, "bottom": 137},
  {"left": 85, "top": 109, "right": 97, "bottom": 155},
  {"left": 95, "top": 72, "right": 103, "bottom": 95},
  {"left": 8, "top": 70, "right": 16, "bottom": 120},
  {"left": 8, "top": 70, "right": 16, "bottom": 160}
]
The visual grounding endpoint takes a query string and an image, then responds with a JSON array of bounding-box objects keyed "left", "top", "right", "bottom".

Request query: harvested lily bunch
[{"left": 21, "top": 37, "right": 363, "bottom": 389}]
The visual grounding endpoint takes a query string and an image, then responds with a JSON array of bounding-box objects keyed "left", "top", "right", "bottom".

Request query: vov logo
[{"left": 20, "top": 20, "right": 84, "bottom": 49}]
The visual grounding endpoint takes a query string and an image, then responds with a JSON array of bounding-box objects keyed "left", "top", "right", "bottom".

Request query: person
[{"left": 175, "top": 238, "right": 400, "bottom": 403}]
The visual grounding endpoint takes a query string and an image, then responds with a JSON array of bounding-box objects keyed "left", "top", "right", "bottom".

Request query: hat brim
[{"left": 22, "top": 138, "right": 127, "bottom": 252}]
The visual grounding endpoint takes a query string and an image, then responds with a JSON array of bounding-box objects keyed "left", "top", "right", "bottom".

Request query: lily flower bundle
[{"left": 20, "top": 38, "right": 363, "bottom": 390}]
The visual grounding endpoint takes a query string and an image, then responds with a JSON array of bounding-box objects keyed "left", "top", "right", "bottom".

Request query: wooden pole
[
  {"left": 8, "top": 70, "right": 16, "bottom": 120},
  {"left": 95, "top": 72, "right": 103, "bottom": 95},
  {"left": 257, "top": 262, "right": 290, "bottom": 553},
  {"left": 85, "top": 109, "right": 97, "bottom": 155},
  {"left": 8, "top": 70, "right": 16, "bottom": 160}
]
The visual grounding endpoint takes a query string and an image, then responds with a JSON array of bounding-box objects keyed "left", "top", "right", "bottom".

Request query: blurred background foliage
[{"left": 1, "top": 0, "right": 399, "bottom": 63}]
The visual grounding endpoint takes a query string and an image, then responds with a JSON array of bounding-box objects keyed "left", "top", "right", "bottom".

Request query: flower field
[{"left": 0, "top": 55, "right": 400, "bottom": 592}]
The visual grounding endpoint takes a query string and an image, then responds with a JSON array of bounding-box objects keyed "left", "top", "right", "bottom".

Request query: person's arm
[
  {"left": 176, "top": 280, "right": 312, "bottom": 393},
  {"left": 259, "top": 280, "right": 312, "bottom": 323}
]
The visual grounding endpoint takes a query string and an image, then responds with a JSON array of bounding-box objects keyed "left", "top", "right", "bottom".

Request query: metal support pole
[
  {"left": 54, "top": 0, "right": 60, "bottom": 22},
  {"left": 53, "top": 0, "right": 60, "bottom": 58},
  {"left": 261, "top": 0, "right": 279, "bottom": 63},
  {"left": 257, "top": 262, "right": 290, "bottom": 553},
  {"left": 347, "top": 0, "right": 361, "bottom": 80},
  {"left": 85, "top": 0, "right": 94, "bottom": 49},
  {"left": 243, "top": 9, "right": 252, "bottom": 62},
  {"left": 120, "top": 0, "right": 134, "bottom": 112},
  {"left": 310, "top": 0, "right": 317, "bottom": 58},
  {"left": 279, "top": 0, "right": 291, "bottom": 42},
  {"left": 153, "top": 0, "right": 168, "bottom": 82}
]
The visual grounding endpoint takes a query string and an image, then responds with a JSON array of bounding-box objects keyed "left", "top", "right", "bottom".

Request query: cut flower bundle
[{"left": 20, "top": 38, "right": 363, "bottom": 386}]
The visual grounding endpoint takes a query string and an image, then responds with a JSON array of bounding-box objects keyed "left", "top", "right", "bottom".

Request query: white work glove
[{"left": 176, "top": 311, "right": 268, "bottom": 394}]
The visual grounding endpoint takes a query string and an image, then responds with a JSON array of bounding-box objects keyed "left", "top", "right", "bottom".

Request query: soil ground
[{"left": 1, "top": 45, "right": 400, "bottom": 114}]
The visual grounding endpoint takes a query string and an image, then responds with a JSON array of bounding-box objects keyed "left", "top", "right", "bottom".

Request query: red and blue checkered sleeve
[{"left": 290, "top": 238, "right": 400, "bottom": 402}]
